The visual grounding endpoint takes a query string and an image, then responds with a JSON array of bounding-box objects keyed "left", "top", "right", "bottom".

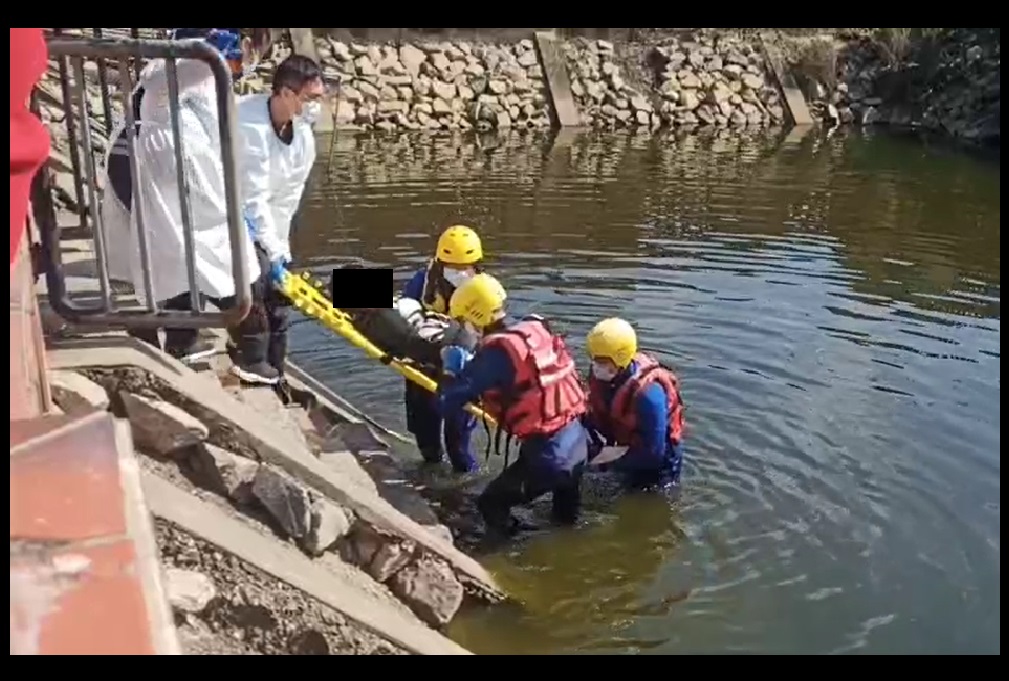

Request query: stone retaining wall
[{"left": 317, "top": 38, "right": 554, "bottom": 132}]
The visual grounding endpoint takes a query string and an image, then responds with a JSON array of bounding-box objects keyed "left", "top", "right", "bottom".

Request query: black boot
[{"left": 231, "top": 331, "right": 280, "bottom": 386}]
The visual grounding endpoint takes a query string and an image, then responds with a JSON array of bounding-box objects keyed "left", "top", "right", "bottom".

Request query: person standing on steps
[
  {"left": 229, "top": 55, "right": 324, "bottom": 386},
  {"left": 583, "top": 317, "right": 686, "bottom": 493},
  {"left": 437, "top": 273, "right": 591, "bottom": 540},
  {"left": 399, "top": 225, "right": 487, "bottom": 473},
  {"left": 99, "top": 28, "right": 262, "bottom": 364}
]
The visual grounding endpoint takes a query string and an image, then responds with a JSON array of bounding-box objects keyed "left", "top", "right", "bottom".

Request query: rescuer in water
[
  {"left": 399, "top": 225, "right": 488, "bottom": 473},
  {"left": 437, "top": 273, "right": 591, "bottom": 539},
  {"left": 583, "top": 317, "right": 686, "bottom": 492}
]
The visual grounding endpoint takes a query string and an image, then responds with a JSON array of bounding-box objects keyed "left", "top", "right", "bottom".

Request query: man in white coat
[
  {"left": 229, "top": 54, "right": 323, "bottom": 385},
  {"left": 100, "top": 28, "right": 261, "bottom": 363}
]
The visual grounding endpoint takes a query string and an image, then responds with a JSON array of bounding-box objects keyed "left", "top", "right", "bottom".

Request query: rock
[
  {"left": 741, "top": 73, "right": 763, "bottom": 90},
  {"left": 399, "top": 44, "right": 426, "bottom": 76},
  {"left": 303, "top": 498, "right": 352, "bottom": 556},
  {"left": 368, "top": 539, "right": 416, "bottom": 582},
  {"left": 517, "top": 50, "right": 538, "bottom": 68},
  {"left": 487, "top": 79, "right": 508, "bottom": 95},
  {"left": 119, "top": 392, "right": 208, "bottom": 456},
  {"left": 630, "top": 95, "right": 653, "bottom": 112},
  {"left": 377, "top": 100, "right": 408, "bottom": 115},
  {"left": 357, "top": 81, "right": 379, "bottom": 100},
  {"left": 354, "top": 56, "right": 377, "bottom": 77},
  {"left": 597, "top": 39, "right": 614, "bottom": 52},
  {"left": 251, "top": 466, "right": 312, "bottom": 539},
  {"left": 635, "top": 110, "right": 651, "bottom": 125},
  {"left": 837, "top": 106, "right": 855, "bottom": 124},
  {"left": 678, "top": 71, "right": 701, "bottom": 89},
  {"left": 723, "top": 63, "right": 743, "bottom": 79},
  {"left": 332, "top": 100, "right": 357, "bottom": 127},
  {"left": 379, "top": 85, "right": 398, "bottom": 100},
  {"left": 431, "top": 80, "right": 456, "bottom": 100},
  {"left": 431, "top": 52, "right": 451, "bottom": 74},
  {"left": 189, "top": 443, "right": 259, "bottom": 503},
  {"left": 328, "top": 40, "right": 352, "bottom": 62},
  {"left": 48, "top": 370, "right": 109, "bottom": 415},
  {"left": 164, "top": 568, "right": 216, "bottom": 614},
  {"left": 389, "top": 555, "right": 464, "bottom": 627},
  {"left": 680, "top": 90, "right": 700, "bottom": 110},
  {"left": 432, "top": 98, "right": 452, "bottom": 115}
]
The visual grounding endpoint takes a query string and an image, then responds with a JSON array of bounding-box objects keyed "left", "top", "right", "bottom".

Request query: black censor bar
[{"left": 329, "top": 265, "right": 395, "bottom": 309}]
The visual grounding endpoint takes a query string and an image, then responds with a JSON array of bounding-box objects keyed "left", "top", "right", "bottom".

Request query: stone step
[
  {"left": 47, "top": 337, "right": 505, "bottom": 609},
  {"left": 141, "top": 472, "right": 471, "bottom": 655}
]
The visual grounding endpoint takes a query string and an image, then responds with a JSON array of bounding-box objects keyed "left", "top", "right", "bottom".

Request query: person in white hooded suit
[
  {"left": 228, "top": 54, "right": 323, "bottom": 385},
  {"left": 99, "top": 29, "right": 261, "bottom": 363}
]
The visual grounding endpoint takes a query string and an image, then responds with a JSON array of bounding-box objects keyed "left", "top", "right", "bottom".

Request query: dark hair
[{"left": 272, "top": 54, "right": 323, "bottom": 95}]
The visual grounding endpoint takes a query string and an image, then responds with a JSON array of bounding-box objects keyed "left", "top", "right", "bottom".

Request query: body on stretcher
[{"left": 274, "top": 269, "right": 496, "bottom": 426}]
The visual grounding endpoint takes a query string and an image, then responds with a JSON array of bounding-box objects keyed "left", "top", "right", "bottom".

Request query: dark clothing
[
  {"left": 129, "top": 291, "right": 234, "bottom": 356},
  {"left": 347, "top": 305, "right": 479, "bottom": 472},
  {"left": 476, "top": 418, "right": 589, "bottom": 533},
  {"left": 349, "top": 307, "right": 471, "bottom": 374},
  {"left": 232, "top": 241, "right": 290, "bottom": 373},
  {"left": 477, "top": 450, "right": 586, "bottom": 535},
  {"left": 404, "top": 379, "right": 478, "bottom": 472}
]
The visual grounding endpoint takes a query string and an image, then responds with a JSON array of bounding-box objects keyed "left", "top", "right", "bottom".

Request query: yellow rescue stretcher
[{"left": 277, "top": 269, "right": 497, "bottom": 426}]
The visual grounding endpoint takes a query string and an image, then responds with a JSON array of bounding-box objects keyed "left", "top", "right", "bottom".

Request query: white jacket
[
  {"left": 99, "top": 59, "right": 260, "bottom": 305},
  {"left": 236, "top": 93, "right": 316, "bottom": 263}
]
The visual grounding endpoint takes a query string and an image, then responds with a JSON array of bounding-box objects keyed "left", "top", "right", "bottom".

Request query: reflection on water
[{"left": 289, "top": 127, "right": 1000, "bottom": 655}]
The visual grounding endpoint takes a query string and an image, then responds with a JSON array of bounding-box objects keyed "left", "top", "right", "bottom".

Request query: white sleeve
[{"left": 239, "top": 123, "right": 286, "bottom": 261}]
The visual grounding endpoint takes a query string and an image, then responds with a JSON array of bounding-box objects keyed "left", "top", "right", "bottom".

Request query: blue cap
[{"left": 170, "top": 28, "right": 243, "bottom": 61}]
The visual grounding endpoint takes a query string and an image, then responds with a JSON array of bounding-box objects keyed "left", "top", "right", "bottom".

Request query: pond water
[{"left": 289, "top": 127, "right": 1000, "bottom": 655}]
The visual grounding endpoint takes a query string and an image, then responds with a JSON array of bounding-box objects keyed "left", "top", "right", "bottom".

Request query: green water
[{"left": 290, "top": 127, "right": 1000, "bottom": 655}]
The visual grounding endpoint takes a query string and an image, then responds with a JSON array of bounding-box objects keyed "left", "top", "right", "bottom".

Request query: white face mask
[
  {"left": 300, "top": 100, "right": 322, "bottom": 126},
  {"left": 591, "top": 362, "right": 618, "bottom": 382},
  {"left": 443, "top": 267, "right": 475, "bottom": 288}
]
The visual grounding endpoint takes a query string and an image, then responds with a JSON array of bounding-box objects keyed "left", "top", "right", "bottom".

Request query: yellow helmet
[
  {"left": 449, "top": 273, "right": 507, "bottom": 328},
  {"left": 586, "top": 317, "right": 638, "bottom": 369},
  {"left": 436, "top": 225, "right": 483, "bottom": 266}
]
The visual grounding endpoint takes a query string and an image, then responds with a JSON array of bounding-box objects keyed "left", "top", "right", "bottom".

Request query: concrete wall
[{"left": 9, "top": 235, "right": 49, "bottom": 420}]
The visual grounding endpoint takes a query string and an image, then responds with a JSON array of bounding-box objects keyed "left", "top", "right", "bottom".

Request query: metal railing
[{"left": 35, "top": 32, "right": 252, "bottom": 329}]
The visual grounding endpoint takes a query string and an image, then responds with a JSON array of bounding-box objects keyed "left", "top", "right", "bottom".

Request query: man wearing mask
[
  {"left": 583, "top": 317, "right": 686, "bottom": 492},
  {"left": 230, "top": 55, "right": 324, "bottom": 385},
  {"left": 399, "top": 225, "right": 485, "bottom": 473},
  {"left": 438, "top": 273, "right": 590, "bottom": 539}
]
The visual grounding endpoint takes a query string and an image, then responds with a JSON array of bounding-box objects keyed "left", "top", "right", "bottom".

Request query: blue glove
[
  {"left": 269, "top": 257, "right": 290, "bottom": 286},
  {"left": 440, "top": 345, "right": 470, "bottom": 376},
  {"left": 205, "top": 29, "right": 243, "bottom": 61}
]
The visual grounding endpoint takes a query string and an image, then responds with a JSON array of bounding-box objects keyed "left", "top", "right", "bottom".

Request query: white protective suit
[
  {"left": 236, "top": 93, "right": 316, "bottom": 264},
  {"left": 98, "top": 59, "right": 260, "bottom": 306}
]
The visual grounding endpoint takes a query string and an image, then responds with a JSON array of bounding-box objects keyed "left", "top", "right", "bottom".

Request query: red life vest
[
  {"left": 479, "top": 317, "right": 587, "bottom": 438},
  {"left": 588, "top": 352, "right": 684, "bottom": 447}
]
